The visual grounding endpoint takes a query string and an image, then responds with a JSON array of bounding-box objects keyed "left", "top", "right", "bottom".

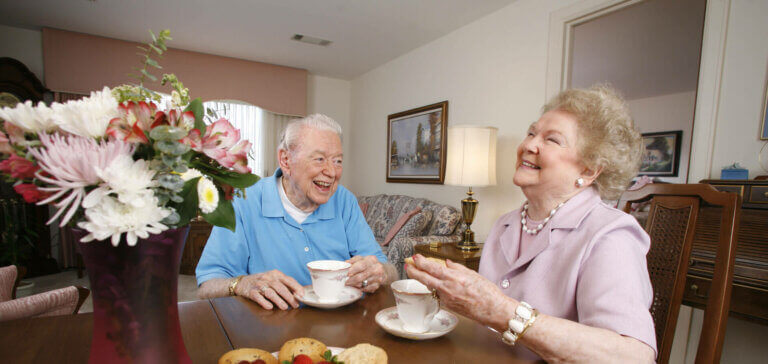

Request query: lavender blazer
[{"left": 479, "top": 187, "right": 657, "bottom": 357}]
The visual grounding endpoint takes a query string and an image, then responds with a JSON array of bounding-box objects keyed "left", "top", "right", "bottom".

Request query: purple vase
[{"left": 73, "top": 226, "right": 192, "bottom": 364}]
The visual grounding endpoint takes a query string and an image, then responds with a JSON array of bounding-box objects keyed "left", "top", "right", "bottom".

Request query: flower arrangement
[{"left": 0, "top": 30, "right": 259, "bottom": 246}]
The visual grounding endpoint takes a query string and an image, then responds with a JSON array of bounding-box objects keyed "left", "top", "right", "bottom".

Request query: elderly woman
[{"left": 407, "top": 86, "right": 656, "bottom": 362}]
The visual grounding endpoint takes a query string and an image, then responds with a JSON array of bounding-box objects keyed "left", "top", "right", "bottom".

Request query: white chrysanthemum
[
  {"left": 197, "top": 176, "right": 219, "bottom": 214},
  {"left": 0, "top": 100, "right": 58, "bottom": 133},
  {"left": 77, "top": 194, "right": 171, "bottom": 246},
  {"left": 82, "top": 155, "right": 156, "bottom": 209},
  {"left": 179, "top": 168, "right": 203, "bottom": 181},
  {"left": 51, "top": 87, "right": 119, "bottom": 138}
]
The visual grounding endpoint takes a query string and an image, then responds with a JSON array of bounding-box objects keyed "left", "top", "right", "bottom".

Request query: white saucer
[
  {"left": 297, "top": 285, "right": 363, "bottom": 309},
  {"left": 272, "top": 346, "right": 344, "bottom": 359},
  {"left": 375, "top": 306, "right": 458, "bottom": 340}
]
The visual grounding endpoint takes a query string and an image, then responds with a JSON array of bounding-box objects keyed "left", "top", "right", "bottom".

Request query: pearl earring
[{"left": 575, "top": 178, "right": 584, "bottom": 187}]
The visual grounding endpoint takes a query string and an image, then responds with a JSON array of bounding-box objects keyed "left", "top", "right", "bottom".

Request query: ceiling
[{"left": 0, "top": 0, "right": 517, "bottom": 80}]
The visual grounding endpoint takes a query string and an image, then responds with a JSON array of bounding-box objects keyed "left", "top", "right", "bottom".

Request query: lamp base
[{"left": 456, "top": 228, "right": 480, "bottom": 251}]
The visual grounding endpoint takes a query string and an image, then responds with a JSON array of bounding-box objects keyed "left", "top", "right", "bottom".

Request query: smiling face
[
  {"left": 279, "top": 126, "right": 343, "bottom": 212},
  {"left": 513, "top": 110, "right": 588, "bottom": 201}
]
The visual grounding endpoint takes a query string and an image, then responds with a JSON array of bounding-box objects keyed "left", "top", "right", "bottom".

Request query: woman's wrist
[{"left": 490, "top": 296, "right": 520, "bottom": 332}]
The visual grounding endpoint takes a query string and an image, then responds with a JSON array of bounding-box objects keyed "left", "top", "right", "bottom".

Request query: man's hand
[
  {"left": 345, "top": 255, "right": 389, "bottom": 293},
  {"left": 235, "top": 270, "right": 305, "bottom": 310}
]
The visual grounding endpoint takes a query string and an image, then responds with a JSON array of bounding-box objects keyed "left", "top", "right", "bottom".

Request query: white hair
[{"left": 278, "top": 113, "right": 343, "bottom": 154}]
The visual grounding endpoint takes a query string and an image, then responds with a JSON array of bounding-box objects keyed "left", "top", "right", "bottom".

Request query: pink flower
[
  {"left": 182, "top": 118, "right": 252, "bottom": 173},
  {"left": 0, "top": 153, "right": 39, "bottom": 179},
  {"left": 153, "top": 109, "right": 195, "bottom": 130},
  {"left": 13, "top": 183, "right": 49, "bottom": 203},
  {"left": 0, "top": 129, "right": 11, "bottom": 154},
  {"left": 106, "top": 101, "right": 158, "bottom": 143},
  {"left": 4, "top": 121, "right": 25, "bottom": 145},
  {"left": 27, "top": 133, "right": 134, "bottom": 226}
]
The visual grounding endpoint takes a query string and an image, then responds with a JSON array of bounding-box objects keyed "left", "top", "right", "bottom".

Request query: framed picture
[
  {"left": 639, "top": 130, "right": 683, "bottom": 177},
  {"left": 386, "top": 101, "right": 448, "bottom": 184},
  {"left": 762, "top": 76, "right": 768, "bottom": 140}
]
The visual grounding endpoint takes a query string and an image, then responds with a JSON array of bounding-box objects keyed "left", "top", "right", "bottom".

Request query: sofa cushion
[
  {"left": 393, "top": 209, "right": 432, "bottom": 241},
  {"left": 428, "top": 205, "right": 462, "bottom": 235},
  {"left": 358, "top": 202, "right": 369, "bottom": 217},
  {"left": 383, "top": 208, "right": 430, "bottom": 246}
]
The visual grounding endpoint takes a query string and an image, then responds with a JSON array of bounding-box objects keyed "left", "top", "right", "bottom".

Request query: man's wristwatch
[
  {"left": 228, "top": 275, "right": 244, "bottom": 296},
  {"left": 502, "top": 301, "right": 539, "bottom": 346}
]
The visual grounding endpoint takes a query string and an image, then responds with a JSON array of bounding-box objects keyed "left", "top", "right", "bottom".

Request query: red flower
[
  {"left": 0, "top": 153, "right": 39, "bottom": 179},
  {"left": 106, "top": 101, "right": 158, "bottom": 143},
  {"left": 13, "top": 183, "right": 48, "bottom": 203}
]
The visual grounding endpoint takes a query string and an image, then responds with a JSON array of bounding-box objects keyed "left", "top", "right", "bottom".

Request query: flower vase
[{"left": 72, "top": 226, "right": 192, "bottom": 364}]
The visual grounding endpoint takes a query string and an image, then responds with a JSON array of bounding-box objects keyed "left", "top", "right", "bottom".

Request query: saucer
[
  {"left": 297, "top": 285, "right": 363, "bottom": 309},
  {"left": 272, "top": 346, "right": 344, "bottom": 359},
  {"left": 375, "top": 306, "right": 458, "bottom": 340}
]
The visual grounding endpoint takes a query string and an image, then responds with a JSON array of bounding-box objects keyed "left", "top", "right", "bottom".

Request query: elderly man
[{"left": 196, "top": 114, "right": 396, "bottom": 310}]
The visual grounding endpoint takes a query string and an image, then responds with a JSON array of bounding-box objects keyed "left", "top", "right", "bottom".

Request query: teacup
[
  {"left": 307, "top": 260, "right": 351, "bottom": 303},
  {"left": 391, "top": 279, "right": 440, "bottom": 333}
]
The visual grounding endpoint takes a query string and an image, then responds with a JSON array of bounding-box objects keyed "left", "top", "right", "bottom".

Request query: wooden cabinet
[
  {"left": 685, "top": 180, "right": 768, "bottom": 324},
  {"left": 180, "top": 220, "right": 213, "bottom": 275}
]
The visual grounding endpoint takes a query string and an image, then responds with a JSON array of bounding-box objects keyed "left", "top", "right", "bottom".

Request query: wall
[
  {"left": 0, "top": 24, "right": 44, "bottom": 82},
  {"left": 627, "top": 91, "right": 697, "bottom": 183},
  {"left": 350, "top": 0, "right": 571, "bottom": 241},
  {"left": 348, "top": 0, "right": 768, "bottom": 363},
  {"left": 307, "top": 74, "right": 352, "bottom": 186}
]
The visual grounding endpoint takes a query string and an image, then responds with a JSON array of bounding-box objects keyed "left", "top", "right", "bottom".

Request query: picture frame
[
  {"left": 761, "top": 75, "right": 768, "bottom": 140},
  {"left": 386, "top": 101, "right": 448, "bottom": 184},
  {"left": 639, "top": 130, "right": 683, "bottom": 177}
]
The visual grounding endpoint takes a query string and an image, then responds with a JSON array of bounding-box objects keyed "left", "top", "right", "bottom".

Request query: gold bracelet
[
  {"left": 228, "top": 275, "right": 244, "bottom": 296},
  {"left": 502, "top": 301, "right": 539, "bottom": 346}
]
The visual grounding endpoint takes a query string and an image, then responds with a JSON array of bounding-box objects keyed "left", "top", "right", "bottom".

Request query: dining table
[{"left": 0, "top": 286, "right": 539, "bottom": 363}]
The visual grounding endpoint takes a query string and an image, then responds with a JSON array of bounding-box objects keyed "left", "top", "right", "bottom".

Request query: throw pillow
[
  {"left": 358, "top": 202, "right": 369, "bottom": 217},
  {"left": 392, "top": 209, "right": 432, "bottom": 242},
  {"left": 382, "top": 207, "right": 422, "bottom": 246},
  {"left": 428, "top": 205, "right": 462, "bottom": 235}
]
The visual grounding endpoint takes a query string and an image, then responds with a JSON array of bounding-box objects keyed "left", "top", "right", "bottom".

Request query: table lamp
[{"left": 444, "top": 125, "right": 497, "bottom": 251}]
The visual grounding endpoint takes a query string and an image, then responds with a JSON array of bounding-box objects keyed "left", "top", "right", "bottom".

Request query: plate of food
[{"left": 218, "top": 337, "right": 387, "bottom": 364}]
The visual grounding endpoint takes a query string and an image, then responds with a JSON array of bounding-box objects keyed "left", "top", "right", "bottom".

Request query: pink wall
[{"left": 42, "top": 28, "right": 307, "bottom": 116}]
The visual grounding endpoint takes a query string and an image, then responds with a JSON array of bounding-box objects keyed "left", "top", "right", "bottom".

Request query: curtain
[{"left": 203, "top": 101, "right": 296, "bottom": 178}]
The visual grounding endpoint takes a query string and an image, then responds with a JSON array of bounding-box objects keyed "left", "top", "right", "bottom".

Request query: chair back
[{"left": 618, "top": 184, "right": 740, "bottom": 364}]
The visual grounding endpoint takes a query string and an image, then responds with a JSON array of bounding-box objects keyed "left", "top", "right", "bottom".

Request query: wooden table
[
  {"left": 0, "top": 287, "right": 536, "bottom": 363},
  {"left": 0, "top": 300, "right": 232, "bottom": 363},
  {"left": 414, "top": 242, "right": 484, "bottom": 271}
]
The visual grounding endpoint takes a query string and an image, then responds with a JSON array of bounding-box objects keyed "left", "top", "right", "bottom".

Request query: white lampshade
[{"left": 444, "top": 125, "right": 497, "bottom": 187}]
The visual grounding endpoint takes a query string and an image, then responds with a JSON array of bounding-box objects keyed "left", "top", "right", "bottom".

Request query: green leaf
[
  {"left": 136, "top": 46, "right": 148, "bottom": 52},
  {"left": 149, "top": 43, "right": 163, "bottom": 55},
  {"left": 191, "top": 160, "right": 260, "bottom": 188},
  {"left": 184, "top": 98, "right": 206, "bottom": 135},
  {"left": 146, "top": 58, "right": 161, "bottom": 69},
  {"left": 170, "top": 177, "right": 200, "bottom": 227},
  {"left": 140, "top": 69, "right": 157, "bottom": 81},
  {"left": 202, "top": 198, "right": 235, "bottom": 232},
  {"left": 149, "top": 29, "right": 157, "bottom": 42}
]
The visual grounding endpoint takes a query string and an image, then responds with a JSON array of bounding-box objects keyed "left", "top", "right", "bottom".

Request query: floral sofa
[{"left": 357, "top": 194, "right": 465, "bottom": 278}]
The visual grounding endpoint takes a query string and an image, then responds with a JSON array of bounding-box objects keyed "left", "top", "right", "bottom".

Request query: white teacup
[
  {"left": 391, "top": 279, "right": 440, "bottom": 333},
  {"left": 307, "top": 260, "right": 351, "bottom": 303}
]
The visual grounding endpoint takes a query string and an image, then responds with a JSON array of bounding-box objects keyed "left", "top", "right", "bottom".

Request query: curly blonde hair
[{"left": 542, "top": 85, "right": 643, "bottom": 199}]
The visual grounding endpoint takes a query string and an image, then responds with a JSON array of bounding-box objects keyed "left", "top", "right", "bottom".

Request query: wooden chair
[{"left": 618, "top": 184, "right": 740, "bottom": 364}]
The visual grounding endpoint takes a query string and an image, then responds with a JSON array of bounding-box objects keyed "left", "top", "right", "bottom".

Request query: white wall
[
  {"left": 348, "top": 0, "right": 768, "bottom": 363},
  {"left": 0, "top": 24, "right": 44, "bottom": 82},
  {"left": 350, "top": 0, "right": 572, "bottom": 241},
  {"left": 306, "top": 74, "right": 352, "bottom": 186},
  {"left": 628, "top": 91, "right": 697, "bottom": 184},
  {"left": 708, "top": 0, "right": 768, "bottom": 179}
]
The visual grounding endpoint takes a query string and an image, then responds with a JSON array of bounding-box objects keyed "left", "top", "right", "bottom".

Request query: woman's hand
[
  {"left": 405, "top": 254, "right": 517, "bottom": 330},
  {"left": 346, "top": 255, "right": 387, "bottom": 293},
  {"left": 236, "top": 270, "right": 304, "bottom": 310}
]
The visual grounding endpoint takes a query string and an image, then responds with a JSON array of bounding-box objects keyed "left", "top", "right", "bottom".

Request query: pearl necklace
[{"left": 520, "top": 202, "right": 564, "bottom": 235}]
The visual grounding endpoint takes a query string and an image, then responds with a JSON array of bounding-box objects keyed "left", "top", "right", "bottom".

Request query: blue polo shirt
[{"left": 195, "top": 169, "right": 386, "bottom": 287}]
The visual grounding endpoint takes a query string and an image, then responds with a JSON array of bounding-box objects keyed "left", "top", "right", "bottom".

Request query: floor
[{"left": 17, "top": 269, "right": 201, "bottom": 313}]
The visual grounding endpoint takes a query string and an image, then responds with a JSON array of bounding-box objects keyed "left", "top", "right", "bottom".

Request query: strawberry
[
  {"left": 251, "top": 360, "right": 266, "bottom": 364},
  {"left": 292, "top": 354, "right": 313, "bottom": 364}
]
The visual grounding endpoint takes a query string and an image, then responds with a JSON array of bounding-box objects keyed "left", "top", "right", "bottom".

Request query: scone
[
  {"left": 336, "top": 343, "right": 388, "bottom": 364},
  {"left": 277, "top": 337, "right": 327, "bottom": 363},
  {"left": 218, "top": 348, "right": 278, "bottom": 364},
  {"left": 404, "top": 256, "right": 447, "bottom": 267}
]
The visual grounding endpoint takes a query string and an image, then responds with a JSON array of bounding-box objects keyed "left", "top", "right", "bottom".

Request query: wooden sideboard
[
  {"left": 684, "top": 180, "right": 768, "bottom": 324},
  {"left": 180, "top": 219, "right": 213, "bottom": 275}
]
